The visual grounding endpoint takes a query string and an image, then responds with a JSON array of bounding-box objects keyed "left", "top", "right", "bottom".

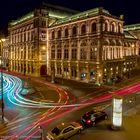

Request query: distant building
[
  {"left": 2, "top": 37, "right": 10, "bottom": 70},
  {"left": 7, "top": 4, "right": 140, "bottom": 84},
  {"left": 124, "top": 24, "right": 140, "bottom": 75}
]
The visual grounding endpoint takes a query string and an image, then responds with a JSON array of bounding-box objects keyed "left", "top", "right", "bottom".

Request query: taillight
[{"left": 87, "top": 120, "right": 91, "bottom": 124}]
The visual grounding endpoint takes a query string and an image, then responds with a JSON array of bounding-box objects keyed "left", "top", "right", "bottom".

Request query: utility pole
[{"left": 0, "top": 38, "right": 5, "bottom": 122}]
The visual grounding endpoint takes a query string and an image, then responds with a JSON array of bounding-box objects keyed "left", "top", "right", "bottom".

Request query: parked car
[
  {"left": 46, "top": 122, "right": 83, "bottom": 140},
  {"left": 81, "top": 110, "right": 108, "bottom": 127}
]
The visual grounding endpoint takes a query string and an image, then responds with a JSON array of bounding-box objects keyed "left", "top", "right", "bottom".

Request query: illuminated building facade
[
  {"left": 48, "top": 7, "right": 139, "bottom": 84},
  {"left": 8, "top": 8, "right": 48, "bottom": 76},
  {"left": 8, "top": 4, "right": 76, "bottom": 76},
  {"left": 8, "top": 4, "right": 140, "bottom": 84},
  {"left": 124, "top": 24, "right": 140, "bottom": 75}
]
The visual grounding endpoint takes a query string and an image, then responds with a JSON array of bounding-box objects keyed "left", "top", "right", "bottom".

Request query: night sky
[{"left": 0, "top": 0, "right": 140, "bottom": 35}]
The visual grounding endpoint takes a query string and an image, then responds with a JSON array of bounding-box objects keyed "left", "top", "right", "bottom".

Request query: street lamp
[
  {"left": 61, "top": 60, "right": 63, "bottom": 85},
  {"left": 0, "top": 38, "right": 5, "bottom": 122},
  {"left": 98, "top": 73, "right": 101, "bottom": 86}
]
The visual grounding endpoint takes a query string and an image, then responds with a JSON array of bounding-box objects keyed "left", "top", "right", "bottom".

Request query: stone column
[
  {"left": 112, "top": 47, "right": 114, "bottom": 59},
  {"left": 77, "top": 39, "right": 80, "bottom": 60},
  {"left": 97, "top": 39, "right": 100, "bottom": 62},
  {"left": 108, "top": 47, "right": 110, "bottom": 59},
  {"left": 55, "top": 61, "right": 57, "bottom": 76},
  {"left": 87, "top": 40, "right": 90, "bottom": 60},
  {"left": 29, "top": 63, "right": 31, "bottom": 74},
  {"left": 68, "top": 62, "right": 71, "bottom": 79},
  {"left": 86, "top": 64, "right": 90, "bottom": 82},
  {"left": 69, "top": 40, "right": 71, "bottom": 61},
  {"left": 105, "top": 47, "right": 107, "bottom": 60},
  {"left": 19, "top": 63, "right": 21, "bottom": 73},
  {"left": 61, "top": 60, "right": 64, "bottom": 77},
  {"left": 61, "top": 42, "right": 64, "bottom": 78},
  {"left": 76, "top": 62, "right": 80, "bottom": 80}
]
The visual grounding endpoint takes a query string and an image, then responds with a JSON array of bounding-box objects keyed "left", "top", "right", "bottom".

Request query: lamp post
[
  {"left": 0, "top": 38, "right": 5, "bottom": 122},
  {"left": 61, "top": 59, "right": 64, "bottom": 85},
  {"left": 98, "top": 73, "right": 101, "bottom": 86}
]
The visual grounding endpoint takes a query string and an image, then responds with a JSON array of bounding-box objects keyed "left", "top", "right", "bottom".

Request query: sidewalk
[
  {"left": 124, "top": 104, "right": 140, "bottom": 116},
  {"left": 0, "top": 116, "right": 8, "bottom": 129},
  {"left": 4, "top": 70, "right": 140, "bottom": 96},
  {"left": 109, "top": 74, "right": 140, "bottom": 90},
  {"left": 72, "top": 104, "right": 140, "bottom": 140}
]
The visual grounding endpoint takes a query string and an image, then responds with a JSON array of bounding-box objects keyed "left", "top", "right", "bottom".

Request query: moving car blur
[
  {"left": 81, "top": 110, "right": 108, "bottom": 127},
  {"left": 46, "top": 122, "right": 83, "bottom": 140}
]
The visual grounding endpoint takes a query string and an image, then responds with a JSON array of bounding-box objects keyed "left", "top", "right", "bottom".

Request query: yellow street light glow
[
  {"left": 61, "top": 123, "right": 65, "bottom": 125},
  {"left": 131, "top": 43, "right": 135, "bottom": 48},
  {"left": 98, "top": 73, "right": 101, "bottom": 77},
  {"left": 1, "top": 39, "right": 5, "bottom": 42},
  {"left": 0, "top": 39, "right": 6, "bottom": 43},
  {"left": 42, "top": 46, "right": 46, "bottom": 50}
]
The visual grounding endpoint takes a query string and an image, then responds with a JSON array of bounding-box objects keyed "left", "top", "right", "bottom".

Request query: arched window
[
  {"left": 110, "top": 40, "right": 116, "bottom": 46},
  {"left": 91, "top": 22, "right": 97, "bottom": 33},
  {"left": 72, "top": 26, "right": 77, "bottom": 36},
  {"left": 118, "top": 24, "right": 121, "bottom": 33},
  {"left": 116, "top": 40, "right": 121, "bottom": 46},
  {"left": 81, "top": 24, "right": 86, "bottom": 34},
  {"left": 57, "top": 30, "right": 61, "bottom": 38},
  {"left": 111, "top": 23, "right": 115, "bottom": 32},
  {"left": 64, "top": 28, "right": 68, "bottom": 37},
  {"left": 103, "top": 39, "right": 109, "bottom": 46},
  {"left": 52, "top": 31, "right": 55, "bottom": 39},
  {"left": 104, "top": 22, "right": 108, "bottom": 31},
  {"left": 124, "top": 42, "right": 127, "bottom": 47}
]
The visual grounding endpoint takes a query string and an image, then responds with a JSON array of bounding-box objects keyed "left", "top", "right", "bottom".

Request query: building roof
[
  {"left": 124, "top": 31, "right": 137, "bottom": 39},
  {"left": 51, "top": 7, "right": 110, "bottom": 26},
  {"left": 9, "top": 5, "right": 122, "bottom": 28},
  {"left": 124, "top": 23, "right": 140, "bottom": 31},
  {"left": 9, "top": 4, "right": 78, "bottom": 26},
  {"left": 10, "top": 12, "right": 33, "bottom": 26}
]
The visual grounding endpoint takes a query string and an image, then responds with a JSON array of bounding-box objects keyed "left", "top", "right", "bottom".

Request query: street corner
[{"left": 0, "top": 119, "right": 8, "bottom": 129}]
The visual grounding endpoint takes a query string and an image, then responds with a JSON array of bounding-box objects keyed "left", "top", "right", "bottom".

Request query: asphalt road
[
  {"left": 0, "top": 72, "right": 110, "bottom": 139},
  {"left": 1, "top": 71, "right": 140, "bottom": 140},
  {"left": 43, "top": 94, "right": 140, "bottom": 140}
]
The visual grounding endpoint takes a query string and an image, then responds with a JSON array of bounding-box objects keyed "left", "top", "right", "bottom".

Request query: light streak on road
[
  {"left": 8, "top": 91, "right": 70, "bottom": 139},
  {"left": 3, "top": 72, "right": 140, "bottom": 110},
  {"left": 6, "top": 74, "right": 140, "bottom": 109},
  {"left": 1, "top": 72, "right": 72, "bottom": 139},
  {"left": 2, "top": 73, "right": 70, "bottom": 109},
  {"left": 1, "top": 73, "right": 70, "bottom": 138},
  {"left": 2, "top": 71, "right": 140, "bottom": 139},
  {"left": 23, "top": 82, "right": 140, "bottom": 139}
]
